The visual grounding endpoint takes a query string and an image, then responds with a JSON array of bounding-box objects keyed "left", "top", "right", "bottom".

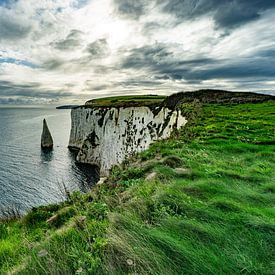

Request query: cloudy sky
[{"left": 0, "top": 0, "right": 275, "bottom": 104}]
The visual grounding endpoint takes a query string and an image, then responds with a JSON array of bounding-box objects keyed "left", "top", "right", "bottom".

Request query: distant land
[{"left": 56, "top": 105, "right": 79, "bottom": 109}]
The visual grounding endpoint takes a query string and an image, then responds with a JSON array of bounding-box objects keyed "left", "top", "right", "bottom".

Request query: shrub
[
  {"left": 162, "top": 155, "right": 183, "bottom": 168},
  {"left": 23, "top": 207, "right": 53, "bottom": 227},
  {"left": 48, "top": 207, "right": 76, "bottom": 228}
]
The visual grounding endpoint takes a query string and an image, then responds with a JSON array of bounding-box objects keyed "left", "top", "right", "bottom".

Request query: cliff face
[{"left": 69, "top": 106, "right": 187, "bottom": 176}]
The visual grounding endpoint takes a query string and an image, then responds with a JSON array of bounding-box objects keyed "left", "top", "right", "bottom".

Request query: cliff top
[
  {"left": 83, "top": 90, "right": 275, "bottom": 109},
  {"left": 84, "top": 95, "right": 166, "bottom": 108},
  {"left": 162, "top": 90, "right": 275, "bottom": 109}
]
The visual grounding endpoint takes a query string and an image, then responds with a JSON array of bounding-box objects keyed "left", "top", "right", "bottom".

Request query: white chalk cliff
[{"left": 69, "top": 106, "right": 187, "bottom": 176}]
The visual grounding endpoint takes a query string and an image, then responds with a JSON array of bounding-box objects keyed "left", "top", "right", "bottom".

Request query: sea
[{"left": 0, "top": 105, "right": 98, "bottom": 215}]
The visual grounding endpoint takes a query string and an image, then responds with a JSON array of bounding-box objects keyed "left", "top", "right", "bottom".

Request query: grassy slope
[
  {"left": 0, "top": 101, "right": 274, "bottom": 274},
  {"left": 84, "top": 95, "right": 166, "bottom": 108}
]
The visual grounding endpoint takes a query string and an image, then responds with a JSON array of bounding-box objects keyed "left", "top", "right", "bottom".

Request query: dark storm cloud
[
  {"left": 113, "top": 0, "right": 275, "bottom": 28},
  {"left": 63, "top": 39, "right": 110, "bottom": 70},
  {"left": 44, "top": 38, "right": 110, "bottom": 72},
  {"left": 186, "top": 59, "right": 275, "bottom": 81},
  {"left": 42, "top": 59, "right": 65, "bottom": 70},
  {"left": 256, "top": 48, "right": 275, "bottom": 58},
  {"left": 0, "top": 97, "right": 59, "bottom": 104},
  {"left": 121, "top": 44, "right": 215, "bottom": 72},
  {"left": 118, "top": 79, "right": 162, "bottom": 88},
  {"left": 0, "top": 80, "right": 73, "bottom": 98},
  {"left": 0, "top": 8, "right": 31, "bottom": 40},
  {"left": 85, "top": 38, "right": 109, "bottom": 58},
  {"left": 88, "top": 84, "right": 110, "bottom": 91},
  {"left": 121, "top": 44, "right": 172, "bottom": 69},
  {"left": 142, "top": 21, "right": 168, "bottom": 35},
  {"left": 121, "top": 43, "right": 275, "bottom": 83},
  {"left": 0, "top": 97, "right": 28, "bottom": 104},
  {"left": 159, "top": 0, "right": 275, "bottom": 29},
  {"left": 113, "top": 0, "right": 148, "bottom": 19},
  {"left": 84, "top": 79, "right": 162, "bottom": 92},
  {"left": 52, "top": 29, "right": 83, "bottom": 51}
]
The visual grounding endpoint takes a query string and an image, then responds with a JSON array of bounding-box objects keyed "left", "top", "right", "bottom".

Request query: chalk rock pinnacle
[{"left": 41, "top": 119, "right": 53, "bottom": 149}]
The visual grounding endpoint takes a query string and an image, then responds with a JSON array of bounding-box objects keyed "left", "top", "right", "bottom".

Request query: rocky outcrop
[
  {"left": 162, "top": 90, "right": 275, "bottom": 109},
  {"left": 41, "top": 119, "right": 53, "bottom": 149},
  {"left": 69, "top": 106, "right": 187, "bottom": 176}
]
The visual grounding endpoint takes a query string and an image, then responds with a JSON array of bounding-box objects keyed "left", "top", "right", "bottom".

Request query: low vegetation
[
  {"left": 1, "top": 97, "right": 274, "bottom": 274},
  {"left": 85, "top": 95, "right": 166, "bottom": 108}
]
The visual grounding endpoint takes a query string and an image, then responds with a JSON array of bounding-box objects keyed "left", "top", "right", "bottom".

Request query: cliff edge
[{"left": 68, "top": 95, "right": 187, "bottom": 176}]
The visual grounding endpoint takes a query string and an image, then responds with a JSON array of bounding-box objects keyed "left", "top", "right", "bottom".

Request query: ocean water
[{"left": 0, "top": 106, "right": 98, "bottom": 214}]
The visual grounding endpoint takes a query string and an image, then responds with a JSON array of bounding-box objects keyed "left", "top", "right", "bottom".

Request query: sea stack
[{"left": 41, "top": 119, "right": 53, "bottom": 150}]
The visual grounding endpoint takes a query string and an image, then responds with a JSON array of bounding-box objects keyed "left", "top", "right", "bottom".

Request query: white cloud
[{"left": 0, "top": 0, "right": 274, "bottom": 104}]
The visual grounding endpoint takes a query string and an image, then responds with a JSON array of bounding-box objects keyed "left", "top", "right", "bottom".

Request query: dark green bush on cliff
[{"left": 162, "top": 155, "right": 183, "bottom": 168}]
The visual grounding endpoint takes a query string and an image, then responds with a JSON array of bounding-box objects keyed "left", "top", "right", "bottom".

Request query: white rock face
[{"left": 69, "top": 106, "right": 187, "bottom": 176}]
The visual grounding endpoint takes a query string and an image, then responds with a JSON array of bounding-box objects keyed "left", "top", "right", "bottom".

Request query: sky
[{"left": 0, "top": 0, "right": 275, "bottom": 104}]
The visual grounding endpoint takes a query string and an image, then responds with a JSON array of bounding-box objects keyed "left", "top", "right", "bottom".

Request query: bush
[
  {"left": 162, "top": 155, "right": 183, "bottom": 168},
  {"left": 23, "top": 208, "right": 53, "bottom": 227},
  {"left": 48, "top": 207, "right": 76, "bottom": 228}
]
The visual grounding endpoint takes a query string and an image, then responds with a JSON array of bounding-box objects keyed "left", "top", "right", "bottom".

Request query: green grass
[
  {"left": 85, "top": 95, "right": 166, "bottom": 108},
  {"left": 1, "top": 101, "right": 274, "bottom": 274}
]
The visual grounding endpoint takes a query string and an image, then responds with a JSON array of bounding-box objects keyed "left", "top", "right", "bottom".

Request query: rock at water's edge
[{"left": 41, "top": 119, "right": 53, "bottom": 149}]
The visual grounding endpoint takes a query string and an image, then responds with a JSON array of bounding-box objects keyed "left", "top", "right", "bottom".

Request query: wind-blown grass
[{"left": 0, "top": 101, "right": 274, "bottom": 274}]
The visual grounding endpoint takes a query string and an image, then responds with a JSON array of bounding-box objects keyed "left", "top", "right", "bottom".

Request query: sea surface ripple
[{"left": 0, "top": 106, "right": 98, "bottom": 214}]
